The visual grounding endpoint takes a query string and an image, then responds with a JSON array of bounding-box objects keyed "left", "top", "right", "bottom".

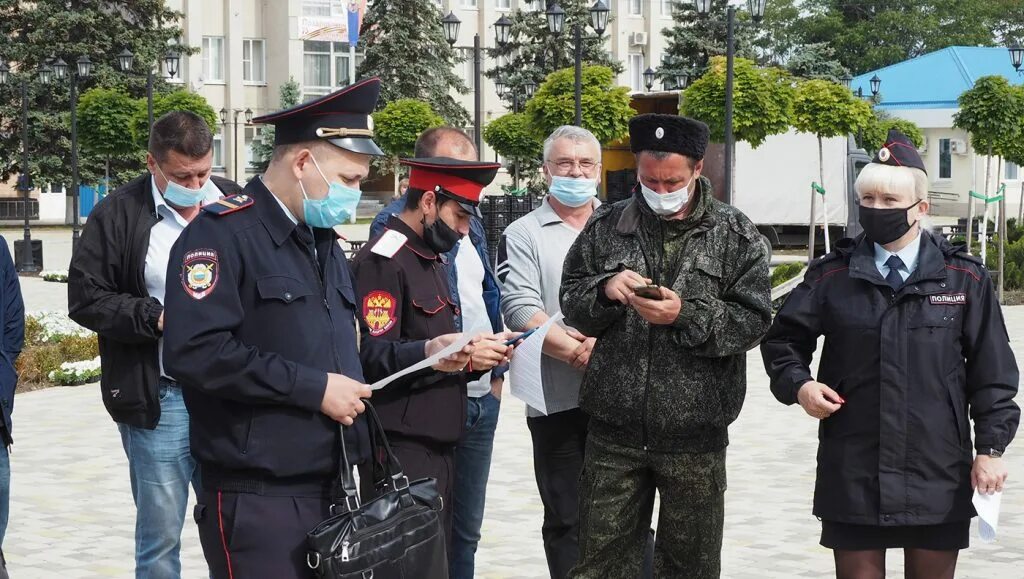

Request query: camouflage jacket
[{"left": 560, "top": 178, "right": 772, "bottom": 452}]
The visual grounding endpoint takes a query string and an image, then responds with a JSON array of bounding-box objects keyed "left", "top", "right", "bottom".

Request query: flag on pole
[{"left": 348, "top": 0, "right": 367, "bottom": 46}]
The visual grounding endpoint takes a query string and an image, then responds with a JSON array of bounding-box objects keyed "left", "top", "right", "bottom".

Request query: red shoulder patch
[
  {"left": 363, "top": 290, "right": 398, "bottom": 337},
  {"left": 181, "top": 249, "right": 219, "bottom": 300}
]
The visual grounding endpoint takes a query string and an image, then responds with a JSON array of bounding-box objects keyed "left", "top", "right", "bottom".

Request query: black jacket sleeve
[
  {"left": 963, "top": 269, "right": 1020, "bottom": 453},
  {"left": 67, "top": 196, "right": 163, "bottom": 344},
  {"left": 1, "top": 240, "right": 23, "bottom": 360},
  {"left": 352, "top": 255, "right": 442, "bottom": 390},
  {"left": 761, "top": 267, "right": 823, "bottom": 406},
  {"left": 163, "top": 220, "right": 328, "bottom": 411}
]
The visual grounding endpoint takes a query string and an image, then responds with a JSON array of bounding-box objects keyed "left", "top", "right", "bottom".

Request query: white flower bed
[
  {"left": 40, "top": 270, "right": 69, "bottom": 283},
  {"left": 28, "top": 310, "right": 95, "bottom": 342},
  {"left": 48, "top": 356, "right": 101, "bottom": 385}
]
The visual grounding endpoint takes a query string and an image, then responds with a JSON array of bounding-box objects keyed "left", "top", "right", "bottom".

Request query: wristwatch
[{"left": 980, "top": 448, "right": 1004, "bottom": 458}]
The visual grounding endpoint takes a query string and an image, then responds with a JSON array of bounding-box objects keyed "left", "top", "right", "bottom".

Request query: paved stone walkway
[{"left": 2, "top": 227, "right": 1022, "bottom": 577}]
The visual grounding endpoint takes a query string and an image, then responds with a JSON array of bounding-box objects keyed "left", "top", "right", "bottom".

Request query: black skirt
[{"left": 820, "top": 520, "right": 970, "bottom": 551}]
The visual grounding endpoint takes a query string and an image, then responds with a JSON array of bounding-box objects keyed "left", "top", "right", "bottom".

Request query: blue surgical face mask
[
  {"left": 299, "top": 155, "right": 362, "bottom": 228},
  {"left": 548, "top": 175, "right": 597, "bottom": 208},
  {"left": 157, "top": 165, "right": 214, "bottom": 208}
]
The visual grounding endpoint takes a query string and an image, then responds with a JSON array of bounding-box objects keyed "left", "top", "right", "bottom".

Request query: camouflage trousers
[{"left": 569, "top": 430, "right": 727, "bottom": 579}]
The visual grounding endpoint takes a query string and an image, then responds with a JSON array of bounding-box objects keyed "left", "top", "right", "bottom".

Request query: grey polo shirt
[{"left": 498, "top": 197, "right": 599, "bottom": 418}]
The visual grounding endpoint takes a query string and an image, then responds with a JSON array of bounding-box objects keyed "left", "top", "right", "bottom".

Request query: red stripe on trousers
[{"left": 218, "top": 490, "right": 236, "bottom": 579}]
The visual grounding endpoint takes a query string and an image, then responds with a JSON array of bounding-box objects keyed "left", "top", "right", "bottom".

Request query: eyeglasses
[{"left": 548, "top": 159, "right": 598, "bottom": 172}]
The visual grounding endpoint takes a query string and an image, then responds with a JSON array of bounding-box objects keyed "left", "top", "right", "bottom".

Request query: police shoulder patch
[
  {"left": 202, "top": 194, "right": 254, "bottom": 216},
  {"left": 181, "top": 249, "right": 219, "bottom": 300},
  {"left": 363, "top": 290, "right": 398, "bottom": 336}
]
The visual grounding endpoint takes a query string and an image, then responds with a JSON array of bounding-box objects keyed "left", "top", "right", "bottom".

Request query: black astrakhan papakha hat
[
  {"left": 251, "top": 77, "right": 384, "bottom": 156},
  {"left": 402, "top": 157, "right": 502, "bottom": 219},
  {"left": 629, "top": 113, "right": 711, "bottom": 161},
  {"left": 874, "top": 129, "right": 927, "bottom": 175}
]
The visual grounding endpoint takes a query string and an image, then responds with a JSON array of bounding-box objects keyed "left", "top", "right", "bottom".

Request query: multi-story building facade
[{"left": 130, "top": 0, "right": 679, "bottom": 187}]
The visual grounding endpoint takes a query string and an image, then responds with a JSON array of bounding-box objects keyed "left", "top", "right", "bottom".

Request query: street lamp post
[
  {"left": 117, "top": 48, "right": 181, "bottom": 131},
  {"left": 546, "top": 1, "right": 608, "bottom": 127},
  {"left": 643, "top": 67, "right": 656, "bottom": 92},
  {"left": 496, "top": 79, "right": 536, "bottom": 190},
  {"left": 1011, "top": 45, "right": 1024, "bottom": 75},
  {"left": 676, "top": 70, "right": 690, "bottom": 90},
  {"left": 695, "top": 0, "right": 767, "bottom": 205},
  {"left": 51, "top": 55, "right": 95, "bottom": 252},
  {"left": 443, "top": 12, "right": 484, "bottom": 161},
  {"left": 0, "top": 60, "right": 40, "bottom": 272}
]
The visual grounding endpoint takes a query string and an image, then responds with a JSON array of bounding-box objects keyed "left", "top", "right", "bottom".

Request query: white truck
[{"left": 731, "top": 129, "right": 872, "bottom": 249}]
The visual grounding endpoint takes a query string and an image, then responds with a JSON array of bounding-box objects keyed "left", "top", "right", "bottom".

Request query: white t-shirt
[{"left": 455, "top": 235, "right": 492, "bottom": 398}]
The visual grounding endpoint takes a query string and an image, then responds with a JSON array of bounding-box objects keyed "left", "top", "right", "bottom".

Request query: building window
[
  {"left": 1007, "top": 161, "right": 1019, "bottom": 181},
  {"left": 938, "top": 138, "right": 952, "bottom": 180},
  {"left": 628, "top": 53, "right": 644, "bottom": 92},
  {"left": 496, "top": 0, "right": 511, "bottom": 9},
  {"left": 660, "top": 0, "right": 672, "bottom": 15},
  {"left": 243, "top": 39, "right": 266, "bottom": 84},
  {"left": 523, "top": 0, "right": 542, "bottom": 10},
  {"left": 462, "top": 0, "right": 477, "bottom": 8},
  {"left": 202, "top": 36, "right": 225, "bottom": 82},
  {"left": 335, "top": 45, "right": 366, "bottom": 87},
  {"left": 630, "top": 0, "right": 642, "bottom": 16},
  {"left": 212, "top": 135, "right": 225, "bottom": 168},
  {"left": 303, "top": 40, "right": 365, "bottom": 99},
  {"left": 302, "top": 0, "right": 347, "bottom": 16}
]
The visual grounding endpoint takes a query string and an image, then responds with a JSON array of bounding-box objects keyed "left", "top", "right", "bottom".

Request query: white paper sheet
[
  {"left": 508, "top": 313, "right": 564, "bottom": 416},
  {"left": 972, "top": 490, "right": 1002, "bottom": 542},
  {"left": 370, "top": 332, "right": 476, "bottom": 391}
]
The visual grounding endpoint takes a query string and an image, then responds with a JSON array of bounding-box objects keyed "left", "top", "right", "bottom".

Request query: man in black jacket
[{"left": 68, "top": 111, "right": 241, "bottom": 579}]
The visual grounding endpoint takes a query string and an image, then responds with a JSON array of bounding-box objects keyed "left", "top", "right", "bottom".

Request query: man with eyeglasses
[
  {"left": 559, "top": 114, "right": 771, "bottom": 578},
  {"left": 497, "top": 125, "right": 602, "bottom": 578}
]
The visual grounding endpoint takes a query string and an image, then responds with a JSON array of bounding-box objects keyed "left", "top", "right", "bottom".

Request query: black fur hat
[{"left": 629, "top": 114, "right": 710, "bottom": 161}]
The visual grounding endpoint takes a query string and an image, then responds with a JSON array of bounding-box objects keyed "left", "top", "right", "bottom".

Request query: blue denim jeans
[
  {"left": 0, "top": 443, "right": 8, "bottom": 548},
  {"left": 451, "top": 392, "right": 501, "bottom": 579},
  {"left": 118, "top": 380, "right": 198, "bottom": 579}
]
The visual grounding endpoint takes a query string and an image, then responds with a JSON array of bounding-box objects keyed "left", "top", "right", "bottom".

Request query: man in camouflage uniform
[{"left": 559, "top": 114, "right": 772, "bottom": 578}]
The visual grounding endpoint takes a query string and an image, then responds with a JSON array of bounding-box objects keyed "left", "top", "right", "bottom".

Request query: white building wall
[
  {"left": 162, "top": 0, "right": 674, "bottom": 188},
  {"left": 889, "top": 108, "right": 1022, "bottom": 220}
]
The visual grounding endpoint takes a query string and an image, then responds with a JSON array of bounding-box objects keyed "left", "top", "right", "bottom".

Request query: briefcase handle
[{"left": 334, "top": 399, "right": 409, "bottom": 514}]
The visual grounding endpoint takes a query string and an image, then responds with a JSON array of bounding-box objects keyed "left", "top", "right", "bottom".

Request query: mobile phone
[
  {"left": 632, "top": 284, "right": 664, "bottom": 300},
  {"left": 504, "top": 327, "right": 539, "bottom": 346}
]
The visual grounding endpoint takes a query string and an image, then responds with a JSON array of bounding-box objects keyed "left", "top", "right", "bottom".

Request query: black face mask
[
  {"left": 859, "top": 200, "right": 921, "bottom": 245},
  {"left": 422, "top": 210, "right": 462, "bottom": 255}
]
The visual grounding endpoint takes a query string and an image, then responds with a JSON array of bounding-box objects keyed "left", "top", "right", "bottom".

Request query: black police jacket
[
  {"left": 68, "top": 173, "right": 242, "bottom": 430},
  {"left": 163, "top": 179, "right": 425, "bottom": 484},
  {"left": 762, "top": 231, "right": 1020, "bottom": 526},
  {"left": 351, "top": 216, "right": 475, "bottom": 445}
]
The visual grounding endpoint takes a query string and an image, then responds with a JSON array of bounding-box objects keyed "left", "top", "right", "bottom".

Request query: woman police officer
[{"left": 762, "top": 130, "right": 1019, "bottom": 579}]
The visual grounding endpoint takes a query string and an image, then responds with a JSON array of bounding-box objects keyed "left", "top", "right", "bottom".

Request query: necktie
[{"left": 885, "top": 254, "right": 905, "bottom": 290}]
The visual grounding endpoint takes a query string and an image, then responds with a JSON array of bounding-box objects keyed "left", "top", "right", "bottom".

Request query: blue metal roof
[{"left": 851, "top": 47, "right": 1024, "bottom": 110}]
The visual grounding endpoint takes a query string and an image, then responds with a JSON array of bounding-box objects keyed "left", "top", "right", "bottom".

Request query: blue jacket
[
  {"left": 0, "top": 237, "right": 24, "bottom": 445},
  {"left": 371, "top": 195, "right": 506, "bottom": 380}
]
